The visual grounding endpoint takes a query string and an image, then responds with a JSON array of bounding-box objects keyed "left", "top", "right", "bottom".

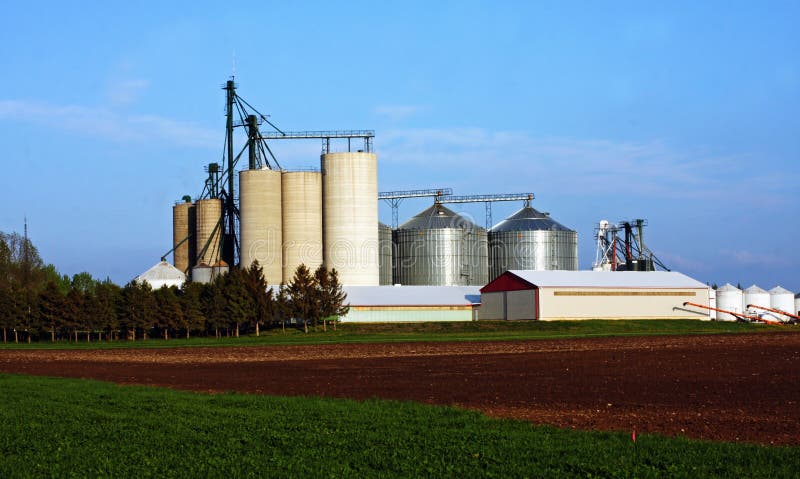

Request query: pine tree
[
  {"left": 315, "top": 267, "right": 349, "bottom": 332},
  {"left": 38, "top": 282, "right": 65, "bottom": 342},
  {"left": 179, "top": 282, "right": 206, "bottom": 338},
  {"left": 287, "top": 264, "right": 316, "bottom": 333},
  {"left": 242, "top": 261, "right": 274, "bottom": 336},
  {"left": 64, "top": 286, "right": 85, "bottom": 342}
]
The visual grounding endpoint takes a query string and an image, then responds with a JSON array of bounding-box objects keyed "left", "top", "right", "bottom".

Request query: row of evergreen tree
[{"left": 0, "top": 231, "right": 348, "bottom": 343}]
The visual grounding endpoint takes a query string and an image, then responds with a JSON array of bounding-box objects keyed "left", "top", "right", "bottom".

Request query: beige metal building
[{"left": 480, "top": 270, "right": 709, "bottom": 320}]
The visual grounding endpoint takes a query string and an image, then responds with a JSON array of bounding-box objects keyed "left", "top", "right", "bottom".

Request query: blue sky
[{"left": 1, "top": 1, "right": 798, "bottom": 290}]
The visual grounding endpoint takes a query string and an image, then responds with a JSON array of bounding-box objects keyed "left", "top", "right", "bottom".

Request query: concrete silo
[
  {"left": 379, "top": 222, "right": 393, "bottom": 285},
  {"left": 172, "top": 199, "right": 196, "bottom": 274},
  {"left": 488, "top": 205, "right": 577, "bottom": 281},
  {"left": 281, "top": 170, "right": 323, "bottom": 284},
  {"left": 195, "top": 198, "right": 223, "bottom": 266},
  {"left": 395, "top": 203, "right": 488, "bottom": 286},
  {"left": 321, "top": 152, "right": 379, "bottom": 285},
  {"left": 239, "top": 168, "right": 282, "bottom": 285}
]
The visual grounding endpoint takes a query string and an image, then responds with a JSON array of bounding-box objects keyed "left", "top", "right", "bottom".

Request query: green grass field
[
  {"left": 0, "top": 319, "right": 792, "bottom": 350},
  {"left": 0, "top": 374, "right": 796, "bottom": 478}
]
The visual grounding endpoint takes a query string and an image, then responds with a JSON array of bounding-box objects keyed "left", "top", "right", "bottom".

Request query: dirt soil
[{"left": 1, "top": 332, "right": 799, "bottom": 446}]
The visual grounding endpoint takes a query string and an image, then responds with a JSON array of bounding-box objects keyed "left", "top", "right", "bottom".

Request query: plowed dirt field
[{"left": 2, "top": 333, "right": 798, "bottom": 445}]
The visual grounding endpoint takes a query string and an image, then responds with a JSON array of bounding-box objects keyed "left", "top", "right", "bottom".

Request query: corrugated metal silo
[
  {"left": 239, "top": 168, "right": 282, "bottom": 285},
  {"left": 379, "top": 222, "right": 393, "bottom": 285},
  {"left": 195, "top": 198, "right": 223, "bottom": 266},
  {"left": 768, "top": 286, "right": 795, "bottom": 322},
  {"left": 321, "top": 152, "right": 379, "bottom": 285},
  {"left": 191, "top": 263, "right": 212, "bottom": 284},
  {"left": 715, "top": 283, "right": 743, "bottom": 321},
  {"left": 744, "top": 285, "right": 770, "bottom": 319},
  {"left": 282, "top": 171, "right": 323, "bottom": 284},
  {"left": 796, "top": 293, "right": 800, "bottom": 315},
  {"left": 172, "top": 200, "right": 196, "bottom": 274},
  {"left": 488, "top": 205, "right": 578, "bottom": 280},
  {"left": 395, "top": 203, "right": 488, "bottom": 286}
]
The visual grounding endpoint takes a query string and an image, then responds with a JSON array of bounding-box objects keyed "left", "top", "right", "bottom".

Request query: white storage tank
[
  {"left": 768, "top": 286, "right": 795, "bottom": 322},
  {"left": 715, "top": 283, "right": 743, "bottom": 321},
  {"left": 796, "top": 293, "right": 800, "bottom": 315},
  {"left": 191, "top": 263, "right": 212, "bottom": 284},
  {"left": 744, "top": 285, "right": 770, "bottom": 319},
  {"left": 239, "top": 168, "right": 283, "bottom": 285},
  {"left": 321, "top": 151, "right": 379, "bottom": 285},
  {"left": 708, "top": 288, "right": 716, "bottom": 321}
]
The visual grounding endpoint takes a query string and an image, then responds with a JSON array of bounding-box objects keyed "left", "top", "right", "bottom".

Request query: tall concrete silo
[
  {"left": 282, "top": 170, "right": 323, "bottom": 284},
  {"left": 239, "top": 168, "right": 282, "bottom": 285},
  {"left": 195, "top": 198, "right": 223, "bottom": 266},
  {"left": 488, "top": 205, "right": 578, "bottom": 280},
  {"left": 395, "top": 203, "right": 488, "bottom": 286},
  {"left": 172, "top": 199, "right": 196, "bottom": 274},
  {"left": 321, "top": 152, "right": 379, "bottom": 285},
  {"left": 379, "top": 222, "right": 393, "bottom": 285}
]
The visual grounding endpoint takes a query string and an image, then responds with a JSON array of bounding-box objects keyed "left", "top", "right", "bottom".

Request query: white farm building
[
  {"left": 339, "top": 286, "right": 481, "bottom": 323},
  {"left": 480, "top": 270, "right": 710, "bottom": 320}
]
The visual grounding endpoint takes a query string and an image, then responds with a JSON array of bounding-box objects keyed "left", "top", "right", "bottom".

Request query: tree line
[{"left": 0, "top": 231, "right": 348, "bottom": 343}]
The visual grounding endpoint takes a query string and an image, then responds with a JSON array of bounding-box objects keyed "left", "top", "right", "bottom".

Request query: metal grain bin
[
  {"left": 488, "top": 205, "right": 577, "bottom": 281},
  {"left": 379, "top": 222, "right": 393, "bottom": 285},
  {"left": 395, "top": 204, "right": 488, "bottom": 286}
]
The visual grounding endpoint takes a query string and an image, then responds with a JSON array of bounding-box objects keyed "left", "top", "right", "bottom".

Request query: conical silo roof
[
  {"left": 717, "top": 283, "right": 740, "bottom": 292},
  {"left": 135, "top": 261, "right": 186, "bottom": 289},
  {"left": 744, "top": 285, "right": 767, "bottom": 294},
  {"left": 769, "top": 286, "right": 793, "bottom": 295},
  {"left": 490, "top": 206, "right": 573, "bottom": 233},
  {"left": 399, "top": 203, "right": 480, "bottom": 230}
]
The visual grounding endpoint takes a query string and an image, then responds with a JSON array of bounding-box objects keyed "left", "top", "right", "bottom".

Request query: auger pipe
[
  {"left": 746, "top": 304, "right": 800, "bottom": 322},
  {"left": 681, "top": 301, "right": 781, "bottom": 324}
]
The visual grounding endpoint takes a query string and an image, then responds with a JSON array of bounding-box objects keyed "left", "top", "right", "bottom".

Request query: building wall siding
[
  {"left": 507, "top": 290, "right": 536, "bottom": 320},
  {"left": 537, "top": 287, "right": 709, "bottom": 319}
]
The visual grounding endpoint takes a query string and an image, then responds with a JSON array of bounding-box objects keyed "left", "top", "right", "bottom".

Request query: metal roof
[
  {"left": 343, "top": 285, "right": 481, "bottom": 306},
  {"left": 505, "top": 270, "right": 708, "bottom": 289},
  {"left": 398, "top": 203, "right": 482, "bottom": 231},
  {"left": 135, "top": 261, "right": 186, "bottom": 289},
  {"left": 717, "top": 283, "right": 740, "bottom": 292},
  {"left": 770, "top": 286, "right": 794, "bottom": 295},
  {"left": 490, "top": 206, "right": 574, "bottom": 233},
  {"left": 744, "top": 285, "right": 768, "bottom": 294}
]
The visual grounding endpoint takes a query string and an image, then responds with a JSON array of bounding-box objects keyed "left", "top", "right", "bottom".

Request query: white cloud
[
  {"left": 377, "top": 127, "right": 797, "bottom": 204},
  {"left": 0, "top": 99, "right": 218, "bottom": 149},
  {"left": 373, "top": 104, "right": 426, "bottom": 121},
  {"left": 719, "top": 249, "right": 786, "bottom": 267},
  {"left": 106, "top": 79, "right": 150, "bottom": 106}
]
